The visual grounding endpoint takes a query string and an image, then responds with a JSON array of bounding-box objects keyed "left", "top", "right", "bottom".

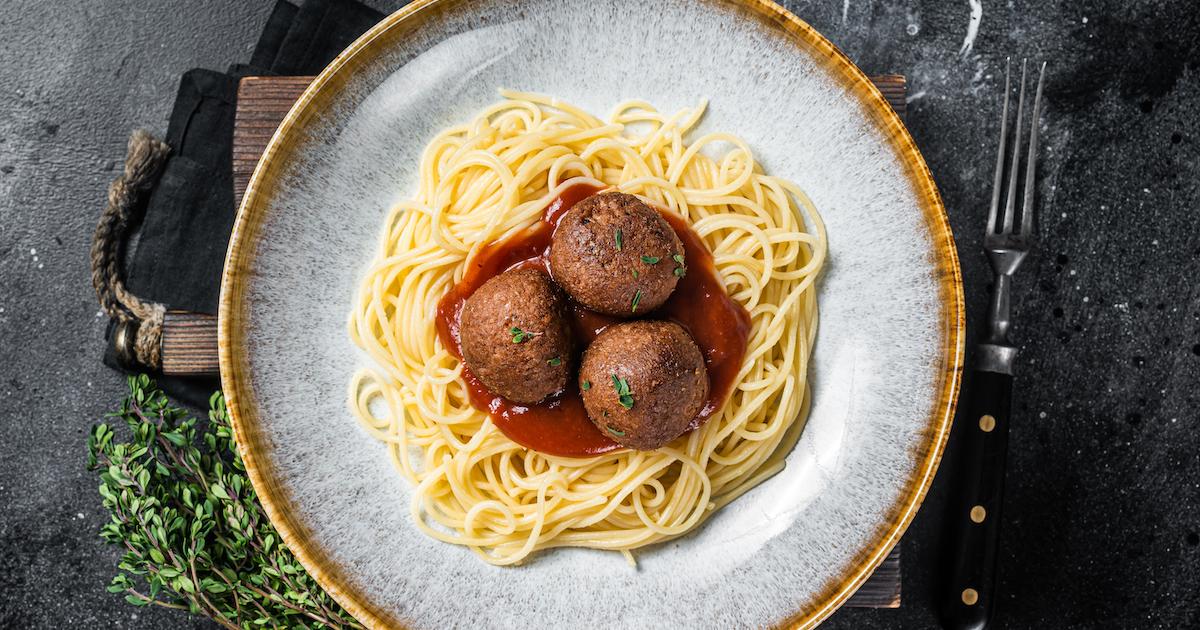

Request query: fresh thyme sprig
[{"left": 88, "top": 375, "right": 360, "bottom": 629}]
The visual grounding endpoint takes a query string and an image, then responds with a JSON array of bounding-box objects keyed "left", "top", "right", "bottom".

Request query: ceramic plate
[{"left": 219, "top": 0, "right": 964, "bottom": 627}]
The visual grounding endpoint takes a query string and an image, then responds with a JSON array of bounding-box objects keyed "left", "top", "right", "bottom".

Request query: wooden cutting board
[{"left": 171, "top": 74, "right": 908, "bottom": 610}]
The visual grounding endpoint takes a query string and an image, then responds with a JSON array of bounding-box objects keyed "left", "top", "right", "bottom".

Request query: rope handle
[{"left": 91, "top": 130, "right": 172, "bottom": 370}]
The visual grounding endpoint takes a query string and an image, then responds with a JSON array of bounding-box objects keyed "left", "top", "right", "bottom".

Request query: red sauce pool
[{"left": 435, "top": 183, "right": 751, "bottom": 457}]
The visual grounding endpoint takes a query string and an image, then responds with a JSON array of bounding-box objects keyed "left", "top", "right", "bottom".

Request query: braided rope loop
[{"left": 90, "top": 130, "right": 171, "bottom": 368}]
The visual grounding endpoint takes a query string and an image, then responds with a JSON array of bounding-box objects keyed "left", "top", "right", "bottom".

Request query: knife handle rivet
[
  {"left": 970, "top": 505, "right": 987, "bottom": 523},
  {"left": 962, "top": 588, "right": 979, "bottom": 606},
  {"left": 979, "top": 414, "right": 996, "bottom": 432}
]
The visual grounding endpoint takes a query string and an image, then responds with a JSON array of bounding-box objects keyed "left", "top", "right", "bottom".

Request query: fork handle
[{"left": 939, "top": 367, "right": 1013, "bottom": 630}]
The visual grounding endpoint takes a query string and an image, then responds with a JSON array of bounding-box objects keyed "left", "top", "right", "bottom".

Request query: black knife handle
[{"left": 939, "top": 368, "right": 1014, "bottom": 630}]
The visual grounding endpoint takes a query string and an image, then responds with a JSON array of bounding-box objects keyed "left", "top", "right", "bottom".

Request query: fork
[{"left": 939, "top": 58, "right": 1047, "bottom": 630}]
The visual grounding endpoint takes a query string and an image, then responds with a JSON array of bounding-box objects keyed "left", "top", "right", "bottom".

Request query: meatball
[
  {"left": 548, "top": 192, "right": 684, "bottom": 317},
  {"left": 459, "top": 268, "right": 573, "bottom": 404},
  {"left": 578, "top": 320, "right": 708, "bottom": 450}
]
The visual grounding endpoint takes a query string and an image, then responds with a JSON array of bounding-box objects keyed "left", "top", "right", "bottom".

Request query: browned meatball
[
  {"left": 578, "top": 320, "right": 708, "bottom": 450},
  {"left": 459, "top": 268, "right": 573, "bottom": 404},
  {"left": 548, "top": 192, "right": 684, "bottom": 317}
]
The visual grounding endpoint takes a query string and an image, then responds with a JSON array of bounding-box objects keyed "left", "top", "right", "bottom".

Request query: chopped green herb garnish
[
  {"left": 640, "top": 255, "right": 660, "bottom": 264},
  {"left": 606, "top": 425, "right": 626, "bottom": 437},
  {"left": 631, "top": 289, "right": 643, "bottom": 313},
  {"left": 615, "top": 228, "right": 624, "bottom": 251},
  {"left": 671, "top": 253, "right": 687, "bottom": 278},
  {"left": 547, "top": 357, "right": 562, "bottom": 366},
  {"left": 510, "top": 326, "right": 539, "bottom": 344},
  {"left": 632, "top": 269, "right": 639, "bottom": 279},
  {"left": 610, "top": 373, "right": 634, "bottom": 409},
  {"left": 582, "top": 380, "right": 592, "bottom": 391}
]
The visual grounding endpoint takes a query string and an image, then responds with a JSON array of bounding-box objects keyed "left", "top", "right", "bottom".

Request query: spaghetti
[{"left": 347, "top": 92, "right": 827, "bottom": 565}]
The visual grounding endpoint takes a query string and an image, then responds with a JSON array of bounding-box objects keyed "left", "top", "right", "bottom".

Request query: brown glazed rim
[{"left": 218, "top": 0, "right": 965, "bottom": 627}]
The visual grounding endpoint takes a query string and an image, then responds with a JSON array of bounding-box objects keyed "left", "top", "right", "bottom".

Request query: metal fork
[{"left": 939, "top": 58, "right": 1047, "bottom": 630}]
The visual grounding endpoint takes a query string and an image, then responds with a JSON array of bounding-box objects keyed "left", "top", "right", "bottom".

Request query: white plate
[{"left": 219, "top": 0, "right": 964, "bottom": 627}]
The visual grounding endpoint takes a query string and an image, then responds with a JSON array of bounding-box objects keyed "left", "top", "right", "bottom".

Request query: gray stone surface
[{"left": 0, "top": 0, "right": 1196, "bottom": 628}]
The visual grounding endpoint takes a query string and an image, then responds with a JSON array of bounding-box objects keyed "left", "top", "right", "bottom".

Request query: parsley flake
[
  {"left": 547, "top": 357, "right": 561, "bottom": 366},
  {"left": 640, "top": 255, "right": 660, "bottom": 264},
  {"left": 510, "top": 326, "right": 539, "bottom": 344},
  {"left": 582, "top": 380, "right": 592, "bottom": 391},
  {"left": 631, "top": 289, "right": 643, "bottom": 313},
  {"left": 615, "top": 229, "right": 624, "bottom": 251},
  {"left": 606, "top": 425, "right": 626, "bottom": 437},
  {"left": 671, "top": 253, "right": 687, "bottom": 278},
  {"left": 610, "top": 373, "right": 635, "bottom": 409}
]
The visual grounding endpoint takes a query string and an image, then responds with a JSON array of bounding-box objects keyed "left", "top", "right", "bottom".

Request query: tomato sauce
[{"left": 435, "top": 183, "right": 751, "bottom": 457}]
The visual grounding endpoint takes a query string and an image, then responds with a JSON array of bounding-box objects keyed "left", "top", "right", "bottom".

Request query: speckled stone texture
[{"left": 0, "top": 1, "right": 1195, "bottom": 628}]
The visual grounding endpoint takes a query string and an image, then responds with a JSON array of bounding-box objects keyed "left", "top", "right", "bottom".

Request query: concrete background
[{"left": 1, "top": 0, "right": 1197, "bottom": 627}]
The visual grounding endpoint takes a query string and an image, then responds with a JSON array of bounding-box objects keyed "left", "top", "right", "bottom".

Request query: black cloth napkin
[{"left": 103, "top": 0, "right": 385, "bottom": 407}]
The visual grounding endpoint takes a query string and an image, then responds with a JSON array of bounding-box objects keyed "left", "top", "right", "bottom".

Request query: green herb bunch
[{"left": 87, "top": 375, "right": 360, "bottom": 629}]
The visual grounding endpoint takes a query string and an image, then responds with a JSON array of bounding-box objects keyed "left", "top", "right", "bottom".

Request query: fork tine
[
  {"left": 1002, "top": 59, "right": 1028, "bottom": 234},
  {"left": 987, "top": 58, "right": 1011, "bottom": 236},
  {"left": 1020, "top": 62, "right": 1047, "bottom": 237}
]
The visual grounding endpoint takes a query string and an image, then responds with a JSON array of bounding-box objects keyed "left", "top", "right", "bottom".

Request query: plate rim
[{"left": 218, "top": 0, "right": 965, "bottom": 627}]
